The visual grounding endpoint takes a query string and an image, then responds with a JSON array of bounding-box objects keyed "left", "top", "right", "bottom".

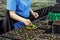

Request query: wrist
[
  {"left": 20, "top": 18, "right": 26, "bottom": 23},
  {"left": 16, "top": 16, "right": 27, "bottom": 23},
  {"left": 31, "top": 12, "right": 35, "bottom": 16}
]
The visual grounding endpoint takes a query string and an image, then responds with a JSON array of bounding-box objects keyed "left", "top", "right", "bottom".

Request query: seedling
[{"left": 26, "top": 24, "right": 37, "bottom": 29}]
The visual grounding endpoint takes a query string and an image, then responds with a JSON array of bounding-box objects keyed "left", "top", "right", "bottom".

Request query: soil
[
  {"left": 32, "top": 34, "right": 60, "bottom": 40},
  {"left": 1, "top": 27, "right": 45, "bottom": 40}
]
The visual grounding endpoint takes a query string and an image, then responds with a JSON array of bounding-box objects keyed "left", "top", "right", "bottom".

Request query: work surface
[
  {"left": 0, "top": 27, "right": 45, "bottom": 40},
  {"left": 0, "top": 27, "right": 60, "bottom": 40}
]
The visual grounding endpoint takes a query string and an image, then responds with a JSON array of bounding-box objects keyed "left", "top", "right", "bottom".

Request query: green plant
[{"left": 26, "top": 24, "right": 37, "bottom": 29}]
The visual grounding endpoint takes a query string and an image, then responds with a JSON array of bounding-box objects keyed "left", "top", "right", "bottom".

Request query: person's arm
[
  {"left": 30, "top": 9, "right": 39, "bottom": 18},
  {"left": 9, "top": 11, "right": 32, "bottom": 26},
  {"left": 6, "top": 0, "right": 32, "bottom": 26},
  {"left": 9, "top": 11, "right": 25, "bottom": 22}
]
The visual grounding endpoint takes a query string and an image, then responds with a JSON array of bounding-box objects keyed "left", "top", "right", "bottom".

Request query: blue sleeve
[{"left": 6, "top": 0, "right": 17, "bottom": 11}]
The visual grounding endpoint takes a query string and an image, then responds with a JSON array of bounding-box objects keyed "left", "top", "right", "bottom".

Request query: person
[{"left": 6, "top": 0, "right": 39, "bottom": 29}]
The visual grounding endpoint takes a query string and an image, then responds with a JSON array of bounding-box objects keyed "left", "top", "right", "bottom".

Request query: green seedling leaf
[{"left": 26, "top": 24, "right": 37, "bottom": 29}]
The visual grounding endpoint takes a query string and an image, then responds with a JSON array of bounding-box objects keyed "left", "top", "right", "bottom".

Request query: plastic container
[{"left": 49, "top": 12, "right": 60, "bottom": 20}]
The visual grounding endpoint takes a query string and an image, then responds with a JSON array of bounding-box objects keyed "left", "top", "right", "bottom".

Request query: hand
[
  {"left": 23, "top": 19, "right": 32, "bottom": 26},
  {"left": 33, "top": 12, "right": 39, "bottom": 18}
]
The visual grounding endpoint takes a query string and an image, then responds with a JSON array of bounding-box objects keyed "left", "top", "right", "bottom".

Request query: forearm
[
  {"left": 9, "top": 11, "right": 26, "bottom": 22},
  {"left": 30, "top": 9, "right": 34, "bottom": 15},
  {"left": 30, "top": 9, "right": 39, "bottom": 18}
]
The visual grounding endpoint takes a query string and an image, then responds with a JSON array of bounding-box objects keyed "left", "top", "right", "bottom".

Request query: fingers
[
  {"left": 24, "top": 19, "right": 32, "bottom": 26},
  {"left": 27, "top": 19, "right": 32, "bottom": 26},
  {"left": 34, "top": 12, "right": 39, "bottom": 18}
]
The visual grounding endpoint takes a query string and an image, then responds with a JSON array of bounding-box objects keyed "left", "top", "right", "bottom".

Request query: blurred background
[{"left": 0, "top": 0, "right": 56, "bottom": 19}]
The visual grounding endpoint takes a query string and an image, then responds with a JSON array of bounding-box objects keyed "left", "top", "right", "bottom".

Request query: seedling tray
[
  {"left": 1, "top": 27, "right": 45, "bottom": 40},
  {"left": 31, "top": 34, "right": 60, "bottom": 40}
]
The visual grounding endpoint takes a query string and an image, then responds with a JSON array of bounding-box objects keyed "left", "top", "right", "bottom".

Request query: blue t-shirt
[{"left": 6, "top": 0, "right": 31, "bottom": 29}]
